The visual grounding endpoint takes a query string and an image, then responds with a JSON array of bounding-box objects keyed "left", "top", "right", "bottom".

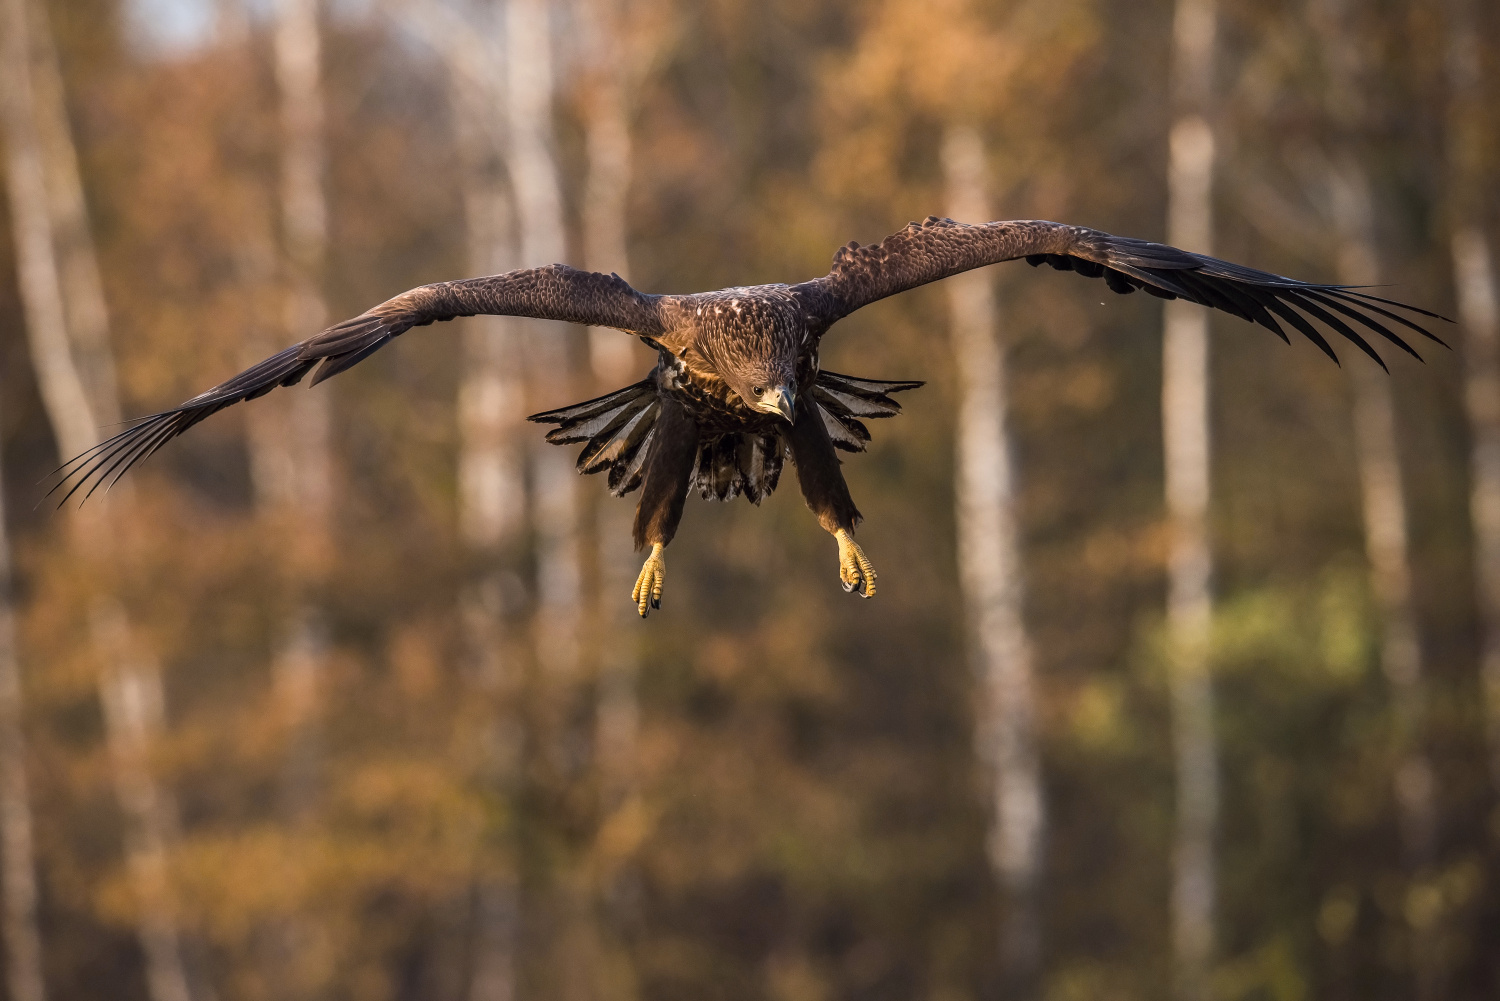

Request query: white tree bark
[
  {"left": 94, "top": 607, "right": 195, "bottom": 1001},
  {"left": 1, "top": 0, "right": 97, "bottom": 456},
  {"left": 1454, "top": 228, "right": 1500, "bottom": 798},
  {"left": 455, "top": 28, "right": 529, "bottom": 551},
  {"left": 504, "top": 6, "right": 601, "bottom": 996},
  {"left": 1311, "top": 1, "right": 1437, "bottom": 991},
  {"left": 386, "top": 4, "right": 529, "bottom": 997},
  {"left": 213, "top": 0, "right": 249, "bottom": 45},
  {"left": 1336, "top": 188, "right": 1440, "bottom": 1000},
  {"left": 1327, "top": 159, "right": 1441, "bottom": 999},
  {"left": 268, "top": 0, "right": 333, "bottom": 527},
  {"left": 0, "top": 415, "right": 47, "bottom": 1001},
  {"left": 940, "top": 125, "right": 1044, "bottom": 999},
  {"left": 578, "top": 12, "right": 651, "bottom": 995},
  {"left": 269, "top": 0, "right": 333, "bottom": 819},
  {"left": 579, "top": 0, "right": 643, "bottom": 823},
  {"left": 24, "top": 0, "right": 119, "bottom": 427},
  {"left": 380, "top": 1, "right": 531, "bottom": 558},
  {"left": 580, "top": 0, "right": 638, "bottom": 387},
  {"left": 1445, "top": 0, "right": 1500, "bottom": 804},
  {"left": 266, "top": 1, "right": 334, "bottom": 994},
  {"left": 1163, "top": 4, "right": 1217, "bottom": 999},
  {"left": 1330, "top": 163, "right": 1435, "bottom": 862},
  {"left": 452, "top": 54, "right": 526, "bottom": 689},
  {"left": 2, "top": 3, "right": 198, "bottom": 999},
  {"left": 504, "top": 0, "right": 581, "bottom": 683},
  {"left": 448, "top": 8, "right": 527, "bottom": 1001},
  {"left": 468, "top": 882, "right": 520, "bottom": 1001},
  {"left": 504, "top": 0, "right": 566, "bottom": 272}
]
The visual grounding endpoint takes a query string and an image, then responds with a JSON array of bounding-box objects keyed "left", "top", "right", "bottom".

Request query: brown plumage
[{"left": 52, "top": 217, "right": 1447, "bottom": 615}]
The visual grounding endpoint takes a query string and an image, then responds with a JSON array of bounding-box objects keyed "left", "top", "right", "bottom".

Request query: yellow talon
[
  {"left": 632, "top": 543, "right": 666, "bottom": 618},
  {"left": 833, "top": 528, "right": 876, "bottom": 599}
]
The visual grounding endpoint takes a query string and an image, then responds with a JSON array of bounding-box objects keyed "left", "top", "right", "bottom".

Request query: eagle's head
[
  {"left": 711, "top": 351, "right": 796, "bottom": 423},
  {"left": 722, "top": 350, "right": 799, "bottom": 424},
  {"left": 747, "top": 379, "right": 797, "bottom": 423},
  {"left": 688, "top": 294, "right": 802, "bottom": 423}
]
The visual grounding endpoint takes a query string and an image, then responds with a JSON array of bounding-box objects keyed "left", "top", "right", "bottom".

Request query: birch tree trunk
[
  {"left": 579, "top": 7, "right": 649, "bottom": 993},
  {"left": 1163, "top": 5, "right": 1218, "bottom": 1001},
  {"left": 24, "top": 0, "right": 119, "bottom": 426},
  {"left": 263, "top": 0, "right": 335, "bottom": 993},
  {"left": 1328, "top": 162, "right": 1440, "bottom": 997},
  {"left": 270, "top": 0, "right": 333, "bottom": 547},
  {"left": 442, "top": 6, "right": 528, "bottom": 1000},
  {"left": 1445, "top": 0, "right": 1500, "bottom": 806},
  {"left": 1, "top": 2, "right": 198, "bottom": 998},
  {"left": 503, "top": 4, "right": 600, "bottom": 995},
  {"left": 1455, "top": 226, "right": 1500, "bottom": 801},
  {"left": 940, "top": 125, "right": 1043, "bottom": 1000},
  {"left": 580, "top": 0, "right": 644, "bottom": 838},
  {"left": 1, "top": 0, "right": 96, "bottom": 456},
  {"left": 0, "top": 411, "right": 47, "bottom": 1001},
  {"left": 385, "top": 3, "right": 546, "bottom": 996},
  {"left": 213, "top": 0, "right": 249, "bottom": 45},
  {"left": 270, "top": 0, "right": 332, "bottom": 817},
  {"left": 1308, "top": 1, "right": 1439, "bottom": 994},
  {"left": 506, "top": 0, "right": 582, "bottom": 681},
  {"left": 94, "top": 607, "right": 196, "bottom": 1001},
  {"left": 1330, "top": 167, "right": 1435, "bottom": 863},
  {"left": 0, "top": 1, "right": 208, "bottom": 1001}
]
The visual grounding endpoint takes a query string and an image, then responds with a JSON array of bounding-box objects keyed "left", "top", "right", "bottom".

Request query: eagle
[{"left": 53, "top": 217, "right": 1443, "bottom": 616}]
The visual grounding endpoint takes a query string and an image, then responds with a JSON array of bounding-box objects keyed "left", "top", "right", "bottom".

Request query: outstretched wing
[
  {"left": 797, "top": 216, "right": 1446, "bottom": 365},
  {"left": 50, "top": 265, "right": 664, "bottom": 505}
]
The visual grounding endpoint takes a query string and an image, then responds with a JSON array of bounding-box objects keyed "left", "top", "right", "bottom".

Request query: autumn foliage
[{"left": 1, "top": 1, "right": 1498, "bottom": 999}]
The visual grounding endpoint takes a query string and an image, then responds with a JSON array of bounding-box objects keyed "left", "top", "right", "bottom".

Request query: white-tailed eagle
[{"left": 53, "top": 217, "right": 1444, "bottom": 616}]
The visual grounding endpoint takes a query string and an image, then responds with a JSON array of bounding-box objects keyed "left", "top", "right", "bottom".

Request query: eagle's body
[
  {"left": 55, "top": 217, "right": 1445, "bottom": 616},
  {"left": 528, "top": 282, "right": 917, "bottom": 510}
]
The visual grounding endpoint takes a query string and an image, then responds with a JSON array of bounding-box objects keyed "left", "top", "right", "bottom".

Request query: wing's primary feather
[
  {"left": 50, "top": 265, "right": 664, "bottom": 504},
  {"left": 797, "top": 217, "right": 1447, "bottom": 365}
]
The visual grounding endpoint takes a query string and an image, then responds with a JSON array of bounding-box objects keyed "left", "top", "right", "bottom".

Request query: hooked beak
[{"left": 760, "top": 385, "right": 796, "bottom": 424}]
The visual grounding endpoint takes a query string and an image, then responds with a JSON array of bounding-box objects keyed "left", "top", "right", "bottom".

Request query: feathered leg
[
  {"left": 788, "top": 403, "right": 876, "bottom": 598},
  {"left": 630, "top": 396, "right": 700, "bottom": 617}
]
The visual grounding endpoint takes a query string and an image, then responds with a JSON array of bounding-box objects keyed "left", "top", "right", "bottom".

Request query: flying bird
[{"left": 53, "top": 217, "right": 1445, "bottom": 616}]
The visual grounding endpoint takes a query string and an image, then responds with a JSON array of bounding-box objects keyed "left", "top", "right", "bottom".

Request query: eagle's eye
[{"left": 752, "top": 385, "right": 766, "bottom": 396}]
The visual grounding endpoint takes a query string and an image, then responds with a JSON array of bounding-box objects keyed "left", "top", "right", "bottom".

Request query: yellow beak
[{"left": 762, "top": 386, "right": 796, "bottom": 424}]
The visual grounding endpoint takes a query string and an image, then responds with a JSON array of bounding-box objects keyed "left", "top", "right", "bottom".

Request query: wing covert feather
[{"left": 800, "top": 218, "right": 1088, "bottom": 316}]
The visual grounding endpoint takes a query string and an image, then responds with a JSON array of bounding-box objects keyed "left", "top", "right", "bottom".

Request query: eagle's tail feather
[
  {"left": 691, "top": 431, "right": 784, "bottom": 504},
  {"left": 528, "top": 370, "right": 922, "bottom": 499},
  {"left": 810, "top": 370, "right": 923, "bottom": 454},
  {"left": 527, "top": 380, "right": 660, "bottom": 497}
]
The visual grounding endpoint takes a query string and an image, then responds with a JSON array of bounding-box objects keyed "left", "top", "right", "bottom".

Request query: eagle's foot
[
  {"left": 632, "top": 543, "right": 666, "bottom": 618},
  {"left": 834, "top": 528, "right": 876, "bottom": 599}
]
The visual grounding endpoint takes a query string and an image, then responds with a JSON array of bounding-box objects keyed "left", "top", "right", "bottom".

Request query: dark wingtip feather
[
  {"left": 45, "top": 413, "right": 174, "bottom": 508},
  {"left": 1333, "top": 288, "right": 1453, "bottom": 324},
  {"left": 1066, "top": 236, "right": 1448, "bottom": 368},
  {"left": 46, "top": 337, "right": 327, "bottom": 505},
  {"left": 1327, "top": 290, "right": 1452, "bottom": 348},
  {"left": 1300, "top": 290, "right": 1422, "bottom": 362},
  {"left": 1252, "top": 291, "right": 1343, "bottom": 366},
  {"left": 1281, "top": 290, "right": 1392, "bottom": 370}
]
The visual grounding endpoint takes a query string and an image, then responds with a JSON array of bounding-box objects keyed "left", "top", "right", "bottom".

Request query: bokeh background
[{"left": 1, "top": 0, "right": 1498, "bottom": 999}]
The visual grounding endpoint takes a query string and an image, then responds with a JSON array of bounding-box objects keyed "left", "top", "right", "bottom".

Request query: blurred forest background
[{"left": 1, "top": 0, "right": 1499, "bottom": 999}]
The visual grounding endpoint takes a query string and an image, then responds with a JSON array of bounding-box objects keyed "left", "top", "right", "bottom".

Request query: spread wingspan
[
  {"left": 49, "top": 265, "right": 663, "bottom": 505},
  {"left": 798, "top": 217, "right": 1448, "bottom": 367}
]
